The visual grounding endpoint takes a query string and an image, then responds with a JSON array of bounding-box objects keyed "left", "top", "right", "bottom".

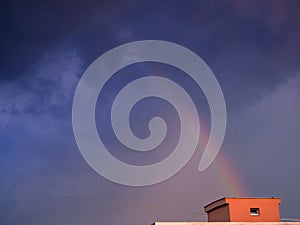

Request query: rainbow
[
  {"left": 135, "top": 72, "right": 248, "bottom": 197},
  {"left": 213, "top": 151, "right": 248, "bottom": 197},
  {"left": 198, "top": 121, "right": 248, "bottom": 198}
]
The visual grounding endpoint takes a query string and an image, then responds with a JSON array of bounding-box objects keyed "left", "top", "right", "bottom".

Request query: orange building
[{"left": 204, "top": 197, "right": 281, "bottom": 222}]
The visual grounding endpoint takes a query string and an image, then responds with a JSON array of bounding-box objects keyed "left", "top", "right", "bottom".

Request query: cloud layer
[{"left": 1, "top": 1, "right": 300, "bottom": 224}]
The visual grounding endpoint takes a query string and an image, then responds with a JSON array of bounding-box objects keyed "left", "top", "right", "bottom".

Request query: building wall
[
  {"left": 207, "top": 204, "right": 230, "bottom": 222},
  {"left": 154, "top": 223, "right": 300, "bottom": 225},
  {"left": 204, "top": 197, "right": 281, "bottom": 222},
  {"left": 227, "top": 198, "right": 281, "bottom": 222}
]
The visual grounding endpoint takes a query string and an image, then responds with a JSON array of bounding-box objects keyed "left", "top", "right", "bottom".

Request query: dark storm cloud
[
  {"left": 0, "top": 51, "right": 81, "bottom": 123},
  {"left": 219, "top": 0, "right": 300, "bottom": 105},
  {"left": 0, "top": 0, "right": 136, "bottom": 81},
  {"left": 2, "top": 0, "right": 300, "bottom": 108}
]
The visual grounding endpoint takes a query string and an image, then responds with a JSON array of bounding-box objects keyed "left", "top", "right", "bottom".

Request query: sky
[{"left": 1, "top": 0, "right": 300, "bottom": 224}]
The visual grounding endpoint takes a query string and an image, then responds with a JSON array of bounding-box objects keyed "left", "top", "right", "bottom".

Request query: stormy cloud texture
[{"left": 1, "top": 1, "right": 300, "bottom": 224}]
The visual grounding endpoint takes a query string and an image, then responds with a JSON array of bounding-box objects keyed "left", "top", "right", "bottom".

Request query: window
[{"left": 250, "top": 208, "right": 260, "bottom": 216}]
